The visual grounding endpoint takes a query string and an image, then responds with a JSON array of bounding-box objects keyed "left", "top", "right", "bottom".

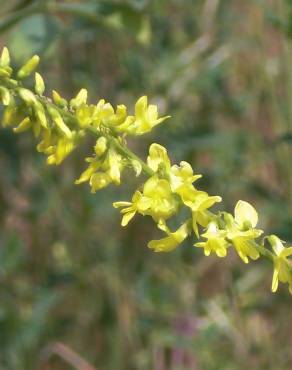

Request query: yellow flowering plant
[{"left": 0, "top": 47, "right": 291, "bottom": 294}]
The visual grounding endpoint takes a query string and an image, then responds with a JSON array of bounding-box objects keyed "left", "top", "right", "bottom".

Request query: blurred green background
[{"left": 0, "top": 1, "right": 292, "bottom": 369}]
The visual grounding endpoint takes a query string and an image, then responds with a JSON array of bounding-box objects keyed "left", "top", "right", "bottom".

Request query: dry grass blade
[{"left": 38, "top": 342, "right": 97, "bottom": 370}]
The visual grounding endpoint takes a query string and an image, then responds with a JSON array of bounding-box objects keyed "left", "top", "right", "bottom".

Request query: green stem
[
  {"left": 1, "top": 77, "right": 281, "bottom": 271},
  {"left": 1, "top": 76, "right": 154, "bottom": 178},
  {"left": 34, "top": 92, "right": 155, "bottom": 178},
  {"left": 86, "top": 126, "right": 155, "bottom": 177},
  {"left": 255, "top": 244, "right": 274, "bottom": 263}
]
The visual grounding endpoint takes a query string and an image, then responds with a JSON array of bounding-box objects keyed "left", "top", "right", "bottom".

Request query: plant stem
[
  {"left": 86, "top": 126, "right": 155, "bottom": 177},
  {"left": 255, "top": 244, "right": 274, "bottom": 263},
  {"left": 40, "top": 95, "right": 154, "bottom": 178},
  {"left": 2, "top": 81, "right": 280, "bottom": 268}
]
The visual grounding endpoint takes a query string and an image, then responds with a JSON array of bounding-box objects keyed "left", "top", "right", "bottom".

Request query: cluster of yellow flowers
[{"left": 0, "top": 47, "right": 291, "bottom": 294}]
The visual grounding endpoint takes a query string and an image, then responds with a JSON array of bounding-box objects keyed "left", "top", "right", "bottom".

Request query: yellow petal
[
  {"left": 280, "top": 246, "right": 292, "bottom": 258},
  {"left": 94, "top": 137, "right": 107, "bottom": 156},
  {"left": 70, "top": 88, "right": 88, "bottom": 109},
  {"left": 75, "top": 162, "right": 100, "bottom": 184},
  {"left": 0, "top": 47, "right": 10, "bottom": 67},
  {"left": 55, "top": 138, "right": 74, "bottom": 164},
  {"left": 148, "top": 236, "right": 178, "bottom": 252},
  {"left": 232, "top": 238, "right": 260, "bottom": 263},
  {"left": 90, "top": 172, "right": 112, "bottom": 192},
  {"left": 17, "top": 55, "right": 40, "bottom": 79},
  {"left": 234, "top": 200, "right": 258, "bottom": 228},
  {"left": 113, "top": 201, "right": 132, "bottom": 208},
  {"left": 13, "top": 117, "right": 31, "bottom": 133},
  {"left": 148, "top": 221, "right": 189, "bottom": 253},
  {"left": 271, "top": 265, "right": 279, "bottom": 292},
  {"left": 135, "top": 96, "right": 147, "bottom": 118},
  {"left": 35, "top": 72, "right": 45, "bottom": 95},
  {"left": 48, "top": 106, "right": 71, "bottom": 138},
  {"left": 108, "top": 149, "right": 121, "bottom": 184},
  {"left": 147, "top": 143, "right": 170, "bottom": 172},
  {"left": 121, "top": 211, "right": 136, "bottom": 227}
]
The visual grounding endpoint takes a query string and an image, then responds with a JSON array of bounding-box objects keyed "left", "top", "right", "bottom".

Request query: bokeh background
[{"left": 0, "top": 1, "right": 292, "bottom": 369}]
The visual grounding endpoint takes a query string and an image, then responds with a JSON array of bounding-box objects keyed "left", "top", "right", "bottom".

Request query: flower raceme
[{"left": 0, "top": 47, "right": 291, "bottom": 294}]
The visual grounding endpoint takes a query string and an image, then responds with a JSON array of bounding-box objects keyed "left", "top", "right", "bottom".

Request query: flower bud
[
  {"left": 0, "top": 47, "right": 10, "bottom": 67},
  {"left": 47, "top": 106, "right": 72, "bottom": 138},
  {"left": 13, "top": 117, "right": 31, "bottom": 133},
  {"left": 17, "top": 55, "right": 40, "bottom": 79},
  {"left": 34, "top": 101, "right": 48, "bottom": 129},
  {"left": 0, "top": 86, "right": 11, "bottom": 106},
  {"left": 0, "top": 67, "right": 11, "bottom": 78},
  {"left": 52, "top": 90, "right": 68, "bottom": 108},
  {"left": 70, "top": 89, "right": 87, "bottom": 109},
  {"left": 35, "top": 73, "right": 45, "bottom": 95},
  {"left": 94, "top": 137, "right": 107, "bottom": 156},
  {"left": 131, "top": 159, "right": 142, "bottom": 176},
  {"left": 18, "top": 88, "right": 37, "bottom": 105}
]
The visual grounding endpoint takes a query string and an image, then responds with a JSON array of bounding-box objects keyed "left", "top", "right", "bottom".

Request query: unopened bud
[
  {"left": 0, "top": 86, "right": 11, "bottom": 106},
  {"left": 47, "top": 106, "right": 72, "bottom": 138},
  {"left": 0, "top": 47, "right": 10, "bottom": 67},
  {"left": 94, "top": 136, "right": 107, "bottom": 156},
  {"left": 70, "top": 88, "right": 87, "bottom": 109},
  {"left": 35, "top": 73, "right": 45, "bottom": 95},
  {"left": 17, "top": 55, "right": 40, "bottom": 79}
]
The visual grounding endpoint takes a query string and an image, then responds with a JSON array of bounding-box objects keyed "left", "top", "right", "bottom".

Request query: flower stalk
[{"left": 0, "top": 47, "right": 291, "bottom": 294}]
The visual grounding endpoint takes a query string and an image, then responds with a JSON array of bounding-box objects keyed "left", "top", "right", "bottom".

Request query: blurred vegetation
[{"left": 0, "top": 0, "right": 291, "bottom": 369}]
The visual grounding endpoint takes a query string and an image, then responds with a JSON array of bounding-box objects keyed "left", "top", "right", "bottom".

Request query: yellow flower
[
  {"left": 148, "top": 219, "right": 190, "bottom": 252},
  {"left": 170, "top": 161, "right": 202, "bottom": 193},
  {"left": 189, "top": 191, "right": 221, "bottom": 237},
  {"left": 36, "top": 128, "right": 53, "bottom": 153},
  {"left": 75, "top": 148, "right": 123, "bottom": 192},
  {"left": 90, "top": 172, "right": 112, "bottom": 193},
  {"left": 145, "top": 143, "right": 217, "bottom": 233},
  {"left": 70, "top": 88, "right": 88, "bottom": 109},
  {"left": 225, "top": 201, "right": 263, "bottom": 263},
  {"left": 107, "top": 148, "right": 123, "bottom": 185},
  {"left": 141, "top": 176, "right": 179, "bottom": 222},
  {"left": 267, "top": 235, "right": 292, "bottom": 293},
  {"left": 195, "top": 222, "right": 228, "bottom": 257},
  {"left": 75, "top": 158, "right": 101, "bottom": 185},
  {"left": 113, "top": 176, "right": 179, "bottom": 225},
  {"left": 231, "top": 236, "right": 260, "bottom": 264},
  {"left": 76, "top": 104, "right": 99, "bottom": 128},
  {"left": 121, "top": 96, "right": 170, "bottom": 135},
  {"left": 113, "top": 191, "right": 145, "bottom": 226},
  {"left": 147, "top": 143, "right": 171, "bottom": 173},
  {"left": 46, "top": 135, "right": 76, "bottom": 165},
  {"left": 94, "top": 137, "right": 107, "bottom": 156},
  {"left": 107, "top": 104, "right": 130, "bottom": 126},
  {"left": 146, "top": 147, "right": 219, "bottom": 236},
  {"left": 147, "top": 144, "right": 203, "bottom": 193}
]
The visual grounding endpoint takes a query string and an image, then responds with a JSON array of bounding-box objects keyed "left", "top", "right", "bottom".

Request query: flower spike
[{"left": 0, "top": 46, "right": 291, "bottom": 295}]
